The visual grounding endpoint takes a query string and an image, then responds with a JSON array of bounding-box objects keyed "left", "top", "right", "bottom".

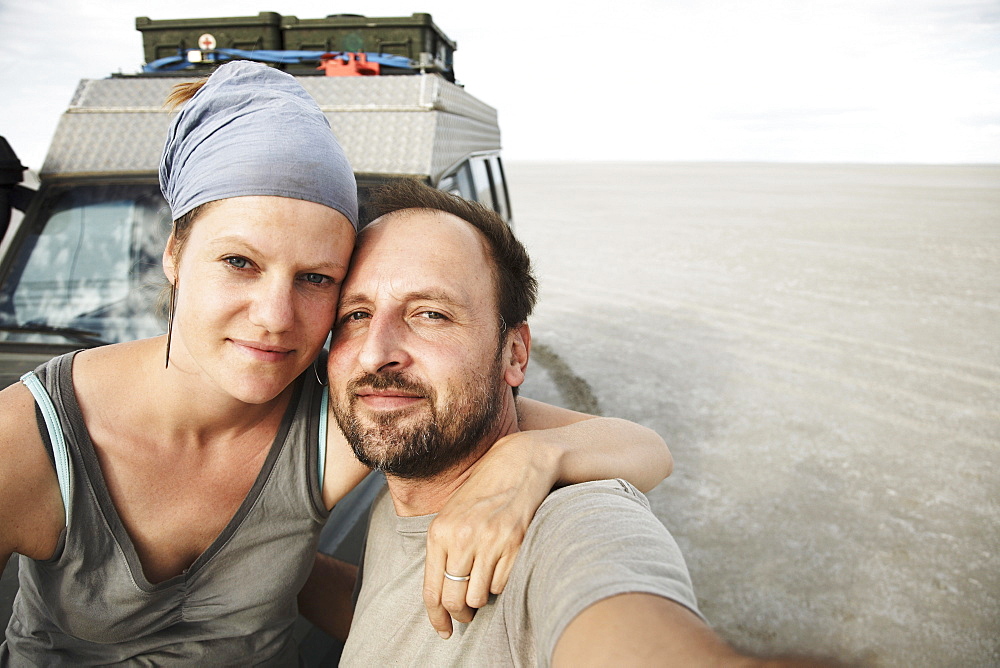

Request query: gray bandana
[{"left": 159, "top": 60, "right": 358, "bottom": 228}]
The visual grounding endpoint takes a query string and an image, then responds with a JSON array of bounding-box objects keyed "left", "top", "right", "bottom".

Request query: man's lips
[
  {"left": 230, "top": 339, "right": 294, "bottom": 362},
  {"left": 355, "top": 388, "right": 425, "bottom": 411}
]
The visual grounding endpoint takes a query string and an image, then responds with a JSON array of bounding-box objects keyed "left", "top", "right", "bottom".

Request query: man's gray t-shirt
[{"left": 341, "top": 479, "right": 703, "bottom": 667}]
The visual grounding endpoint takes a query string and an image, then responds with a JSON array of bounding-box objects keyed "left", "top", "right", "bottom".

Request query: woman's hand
[
  {"left": 422, "top": 429, "right": 559, "bottom": 638},
  {"left": 420, "top": 398, "right": 672, "bottom": 637}
]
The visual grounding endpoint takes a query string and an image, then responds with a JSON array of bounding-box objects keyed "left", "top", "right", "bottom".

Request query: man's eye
[
  {"left": 225, "top": 256, "right": 249, "bottom": 269},
  {"left": 302, "top": 273, "right": 331, "bottom": 285},
  {"left": 419, "top": 311, "right": 447, "bottom": 320}
]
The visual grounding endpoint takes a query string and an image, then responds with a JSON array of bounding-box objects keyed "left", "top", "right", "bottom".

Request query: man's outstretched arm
[{"left": 553, "top": 593, "right": 835, "bottom": 668}]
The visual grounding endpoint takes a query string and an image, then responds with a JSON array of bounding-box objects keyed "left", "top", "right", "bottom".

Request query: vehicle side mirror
[{"left": 0, "top": 136, "right": 34, "bottom": 242}]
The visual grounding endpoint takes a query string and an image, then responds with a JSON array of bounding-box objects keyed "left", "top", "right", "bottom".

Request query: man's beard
[{"left": 331, "top": 355, "right": 506, "bottom": 480}]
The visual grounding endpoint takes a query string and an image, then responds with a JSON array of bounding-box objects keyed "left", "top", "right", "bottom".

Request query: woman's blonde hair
[{"left": 164, "top": 78, "right": 209, "bottom": 110}]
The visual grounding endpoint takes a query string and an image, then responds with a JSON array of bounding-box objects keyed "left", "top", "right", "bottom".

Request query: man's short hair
[{"left": 364, "top": 178, "right": 538, "bottom": 331}]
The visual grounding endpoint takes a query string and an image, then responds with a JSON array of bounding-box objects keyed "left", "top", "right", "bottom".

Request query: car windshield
[{"left": 0, "top": 183, "right": 171, "bottom": 345}]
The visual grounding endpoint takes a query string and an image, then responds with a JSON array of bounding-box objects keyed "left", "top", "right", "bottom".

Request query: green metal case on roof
[
  {"left": 281, "top": 13, "right": 455, "bottom": 76},
  {"left": 135, "top": 12, "right": 456, "bottom": 80},
  {"left": 135, "top": 13, "right": 284, "bottom": 64}
]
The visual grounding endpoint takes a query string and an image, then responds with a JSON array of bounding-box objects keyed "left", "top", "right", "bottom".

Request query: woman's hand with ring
[{"left": 422, "top": 430, "right": 559, "bottom": 638}]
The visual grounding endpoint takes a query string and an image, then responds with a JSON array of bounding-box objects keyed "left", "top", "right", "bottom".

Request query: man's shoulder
[
  {"left": 505, "top": 479, "right": 702, "bottom": 663},
  {"left": 547, "top": 478, "right": 650, "bottom": 500},
  {"left": 519, "top": 477, "right": 679, "bottom": 575},
  {"left": 536, "top": 478, "right": 653, "bottom": 518}
]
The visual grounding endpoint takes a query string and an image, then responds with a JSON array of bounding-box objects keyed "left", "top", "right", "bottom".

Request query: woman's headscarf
[{"left": 159, "top": 60, "right": 358, "bottom": 228}]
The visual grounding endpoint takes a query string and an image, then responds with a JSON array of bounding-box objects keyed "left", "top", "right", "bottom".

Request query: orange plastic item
[{"left": 317, "top": 52, "right": 381, "bottom": 77}]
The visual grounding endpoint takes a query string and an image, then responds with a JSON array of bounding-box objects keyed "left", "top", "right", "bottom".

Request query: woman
[{"left": 0, "top": 61, "right": 671, "bottom": 665}]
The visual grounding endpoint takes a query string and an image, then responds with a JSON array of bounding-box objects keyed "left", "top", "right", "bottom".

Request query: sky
[{"left": 1, "top": 0, "right": 998, "bottom": 170}]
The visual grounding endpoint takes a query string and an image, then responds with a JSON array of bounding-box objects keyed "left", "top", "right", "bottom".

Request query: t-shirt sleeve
[{"left": 507, "top": 479, "right": 705, "bottom": 666}]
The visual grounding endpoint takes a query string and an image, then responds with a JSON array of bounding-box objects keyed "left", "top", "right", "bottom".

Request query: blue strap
[
  {"left": 20, "top": 371, "right": 71, "bottom": 524},
  {"left": 318, "top": 385, "right": 329, "bottom": 492},
  {"left": 142, "top": 49, "right": 419, "bottom": 72}
]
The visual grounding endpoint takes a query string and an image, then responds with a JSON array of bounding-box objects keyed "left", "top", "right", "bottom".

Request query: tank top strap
[
  {"left": 21, "top": 370, "right": 72, "bottom": 524},
  {"left": 318, "top": 384, "right": 329, "bottom": 491}
]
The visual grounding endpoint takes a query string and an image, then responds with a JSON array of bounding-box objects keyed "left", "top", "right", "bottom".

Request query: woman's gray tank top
[{"left": 1, "top": 351, "right": 330, "bottom": 666}]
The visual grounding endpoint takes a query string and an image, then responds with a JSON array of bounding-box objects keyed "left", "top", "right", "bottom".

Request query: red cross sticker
[{"left": 198, "top": 34, "right": 217, "bottom": 50}]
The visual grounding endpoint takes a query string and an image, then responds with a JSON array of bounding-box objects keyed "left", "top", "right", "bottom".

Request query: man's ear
[
  {"left": 162, "top": 233, "right": 178, "bottom": 285},
  {"left": 503, "top": 323, "right": 531, "bottom": 388}
]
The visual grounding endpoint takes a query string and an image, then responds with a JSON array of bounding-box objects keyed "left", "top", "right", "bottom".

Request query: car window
[
  {"left": 453, "top": 162, "right": 475, "bottom": 201},
  {"left": 0, "top": 184, "right": 170, "bottom": 344},
  {"left": 487, "top": 156, "right": 510, "bottom": 221},
  {"left": 469, "top": 157, "right": 495, "bottom": 212}
]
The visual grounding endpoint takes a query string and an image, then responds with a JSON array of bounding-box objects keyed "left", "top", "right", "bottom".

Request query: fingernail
[{"left": 438, "top": 630, "right": 451, "bottom": 639}]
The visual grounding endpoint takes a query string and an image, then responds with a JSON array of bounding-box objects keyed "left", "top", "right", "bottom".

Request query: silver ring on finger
[{"left": 444, "top": 571, "right": 471, "bottom": 582}]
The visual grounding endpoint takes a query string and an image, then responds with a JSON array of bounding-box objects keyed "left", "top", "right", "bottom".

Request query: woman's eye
[
  {"left": 343, "top": 311, "right": 370, "bottom": 322},
  {"left": 225, "top": 256, "right": 249, "bottom": 269}
]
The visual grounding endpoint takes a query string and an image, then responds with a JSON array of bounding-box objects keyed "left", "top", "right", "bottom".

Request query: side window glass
[
  {"left": 437, "top": 174, "right": 457, "bottom": 196},
  {"left": 486, "top": 157, "right": 510, "bottom": 221},
  {"left": 443, "top": 158, "right": 511, "bottom": 224},
  {"left": 469, "top": 157, "right": 495, "bottom": 212},
  {"left": 454, "top": 162, "right": 475, "bottom": 201}
]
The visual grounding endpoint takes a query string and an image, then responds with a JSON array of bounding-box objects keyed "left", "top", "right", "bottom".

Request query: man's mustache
[{"left": 346, "top": 371, "right": 432, "bottom": 399}]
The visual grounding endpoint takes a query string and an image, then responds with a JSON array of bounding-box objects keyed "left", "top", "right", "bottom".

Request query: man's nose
[
  {"left": 248, "top": 278, "right": 296, "bottom": 333},
  {"left": 357, "top": 315, "right": 411, "bottom": 374}
]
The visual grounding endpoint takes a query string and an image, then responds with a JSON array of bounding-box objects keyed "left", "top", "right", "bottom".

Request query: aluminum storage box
[{"left": 40, "top": 74, "right": 499, "bottom": 185}]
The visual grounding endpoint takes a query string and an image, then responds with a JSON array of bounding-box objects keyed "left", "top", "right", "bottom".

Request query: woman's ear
[
  {"left": 162, "top": 233, "right": 178, "bottom": 285},
  {"left": 503, "top": 323, "right": 531, "bottom": 389}
]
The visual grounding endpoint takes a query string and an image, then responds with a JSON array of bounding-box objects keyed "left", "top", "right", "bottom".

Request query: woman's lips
[{"left": 230, "top": 339, "right": 293, "bottom": 363}]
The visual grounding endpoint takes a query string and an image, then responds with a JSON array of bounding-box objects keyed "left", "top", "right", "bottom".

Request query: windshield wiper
[{"left": 0, "top": 323, "right": 108, "bottom": 346}]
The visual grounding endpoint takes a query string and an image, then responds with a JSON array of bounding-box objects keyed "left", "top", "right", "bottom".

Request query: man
[{"left": 328, "top": 179, "right": 826, "bottom": 666}]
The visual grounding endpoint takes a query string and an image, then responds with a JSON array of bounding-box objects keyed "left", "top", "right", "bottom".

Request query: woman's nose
[{"left": 248, "top": 279, "right": 296, "bottom": 333}]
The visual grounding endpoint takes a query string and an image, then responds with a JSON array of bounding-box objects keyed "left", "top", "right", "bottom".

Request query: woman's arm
[
  {"left": 0, "top": 383, "right": 65, "bottom": 565},
  {"left": 423, "top": 398, "right": 672, "bottom": 637},
  {"left": 297, "top": 552, "right": 358, "bottom": 641},
  {"left": 515, "top": 397, "right": 673, "bottom": 492}
]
